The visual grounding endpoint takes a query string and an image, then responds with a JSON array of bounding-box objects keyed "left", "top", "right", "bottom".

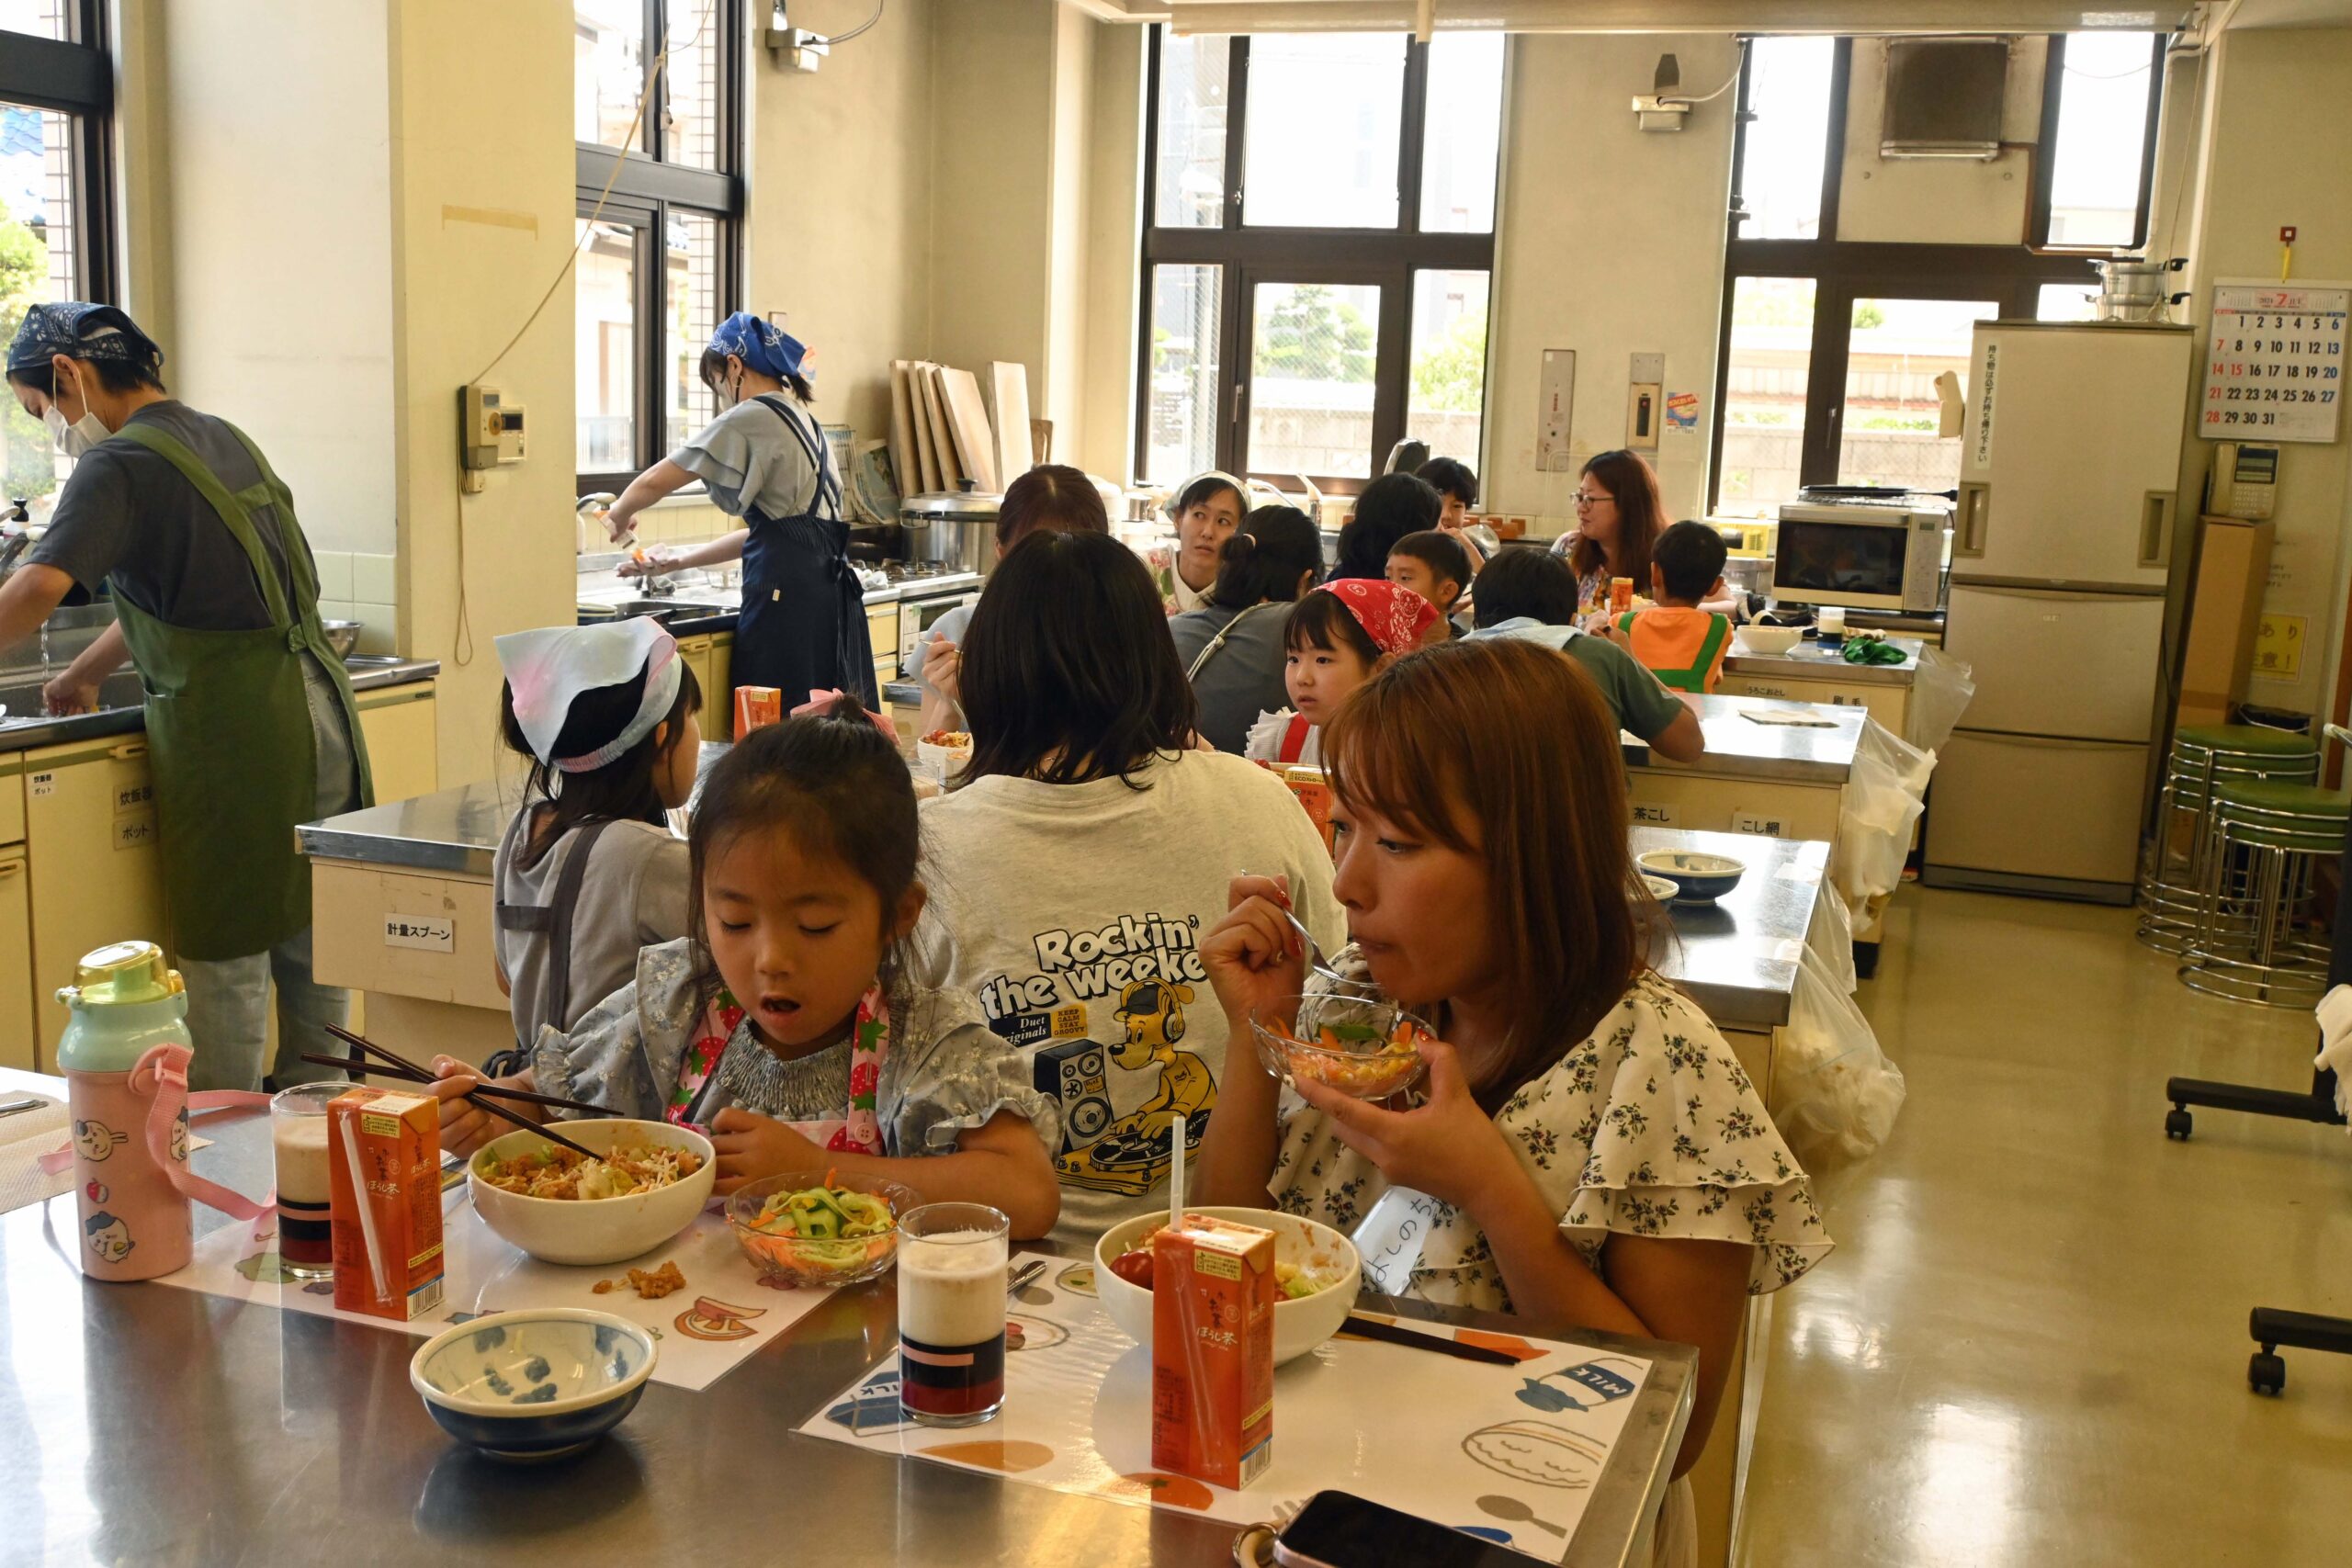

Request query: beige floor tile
[{"left": 1739, "top": 887, "right": 2352, "bottom": 1568}]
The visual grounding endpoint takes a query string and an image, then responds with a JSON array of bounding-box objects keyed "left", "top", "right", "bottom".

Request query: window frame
[
  {"left": 575, "top": 0, "right": 744, "bottom": 497},
  {"left": 0, "top": 0, "right": 119, "bottom": 305},
  {"left": 1709, "top": 35, "right": 2142, "bottom": 512},
  {"left": 1135, "top": 27, "right": 1499, "bottom": 494}
]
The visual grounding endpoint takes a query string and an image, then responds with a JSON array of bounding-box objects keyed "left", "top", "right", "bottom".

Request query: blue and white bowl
[
  {"left": 1636, "top": 849, "right": 1747, "bottom": 906},
  {"left": 410, "top": 1309, "right": 657, "bottom": 1462}
]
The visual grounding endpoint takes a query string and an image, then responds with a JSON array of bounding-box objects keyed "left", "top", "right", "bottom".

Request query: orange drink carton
[
  {"left": 327, "top": 1087, "right": 446, "bottom": 1322},
  {"left": 734, "top": 684, "right": 784, "bottom": 740},
  {"left": 1151, "top": 1213, "right": 1274, "bottom": 1489},
  {"left": 1280, "top": 765, "right": 1336, "bottom": 859}
]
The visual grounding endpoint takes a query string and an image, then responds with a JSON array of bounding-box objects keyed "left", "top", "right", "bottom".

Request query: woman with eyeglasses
[{"left": 1552, "top": 449, "right": 1667, "bottom": 623}]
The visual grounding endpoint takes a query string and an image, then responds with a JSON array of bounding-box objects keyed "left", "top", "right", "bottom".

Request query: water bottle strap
[{"left": 130, "top": 1045, "right": 276, "bottom": 1223}]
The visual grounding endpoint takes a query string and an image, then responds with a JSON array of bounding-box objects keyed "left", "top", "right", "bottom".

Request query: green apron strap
[
  {"left": 106, "top": 423, "right": 296, "bottom": 630},
  {"left": 217, "top": 421, "right": 328, "bottom": 619},
  {"left": 1693, "top": 613, "right": 1731, "bottom": 674}
]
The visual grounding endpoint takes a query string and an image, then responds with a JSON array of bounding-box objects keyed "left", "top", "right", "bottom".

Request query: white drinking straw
[
  {"left": 1169, "top": 1111, "right": 1186, "bottom": 1231},
  {"left": 339, "top": 1113, "right": 391, "bottom": 1304}
]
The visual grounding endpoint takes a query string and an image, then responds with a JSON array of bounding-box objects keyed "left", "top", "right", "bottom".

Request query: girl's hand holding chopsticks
[{"left": 430, "top": 1055, "right": 544, "bottom": 1157}]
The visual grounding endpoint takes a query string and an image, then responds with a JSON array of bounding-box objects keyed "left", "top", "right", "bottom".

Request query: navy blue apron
[{"left": 730, "top": 393, "right": 876, "bottom": 705}]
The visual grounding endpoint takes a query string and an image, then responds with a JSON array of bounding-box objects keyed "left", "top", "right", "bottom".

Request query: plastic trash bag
[
  {"left": 1771, "top": 942, "right": 1906, "bottom": 1175},
  {"left": 1909, "top": 645, "right": 1976, "bottom": 754},
  {"left": 1831, "top": 718, "right": 1931, "bottom": 920},
  {"left": 1807, "top": 870, "right": 1859, "bottom": 998}
]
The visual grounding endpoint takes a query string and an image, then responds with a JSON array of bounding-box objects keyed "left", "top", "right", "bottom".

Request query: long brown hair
[
  {"left": 996, "top": 463, "right": 1108, "bottom": 550},
  {"left": 1569, "top": 449, "right": 1664, "bottom": 592},
  {"left": 1321, "top": 637, "right": 1652, "bottom": 1111}
]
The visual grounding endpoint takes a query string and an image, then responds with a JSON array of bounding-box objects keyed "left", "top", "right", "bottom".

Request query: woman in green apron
[{"left": 3, "top": 303, "right": 373, "bottom": 1092}]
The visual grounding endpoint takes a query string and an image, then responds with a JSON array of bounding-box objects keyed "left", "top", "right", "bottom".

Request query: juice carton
[
  {"left": 1151, "top": 1213, "right": 1274, "bottom": 1489},
  {"left": 327, "top": 1087, "right": 446, "bottom": 1322},
  {"left": 734, "top": 685, "right": 784, "bottom": 740},
  {"left": 1280, "top": 765, "right": 1335, "bottom": 859}
]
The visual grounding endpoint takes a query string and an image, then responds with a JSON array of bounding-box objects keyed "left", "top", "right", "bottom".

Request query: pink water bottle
[{"left": 55, "top": 942, "right": 196, "bottom": 1281}]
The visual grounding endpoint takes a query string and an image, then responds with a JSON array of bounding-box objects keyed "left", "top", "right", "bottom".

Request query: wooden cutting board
[
  {"left": 989, "top": 362, "right": 1034, "bottom": 483},
  {"left": 918, "top": 364, "right": 962, "bottom": 491},
  {"left": 888, "top": 361, "right": 921, "bottom": 505},
  {"left": 938, "top": 367, "right": 999, "bottom": 493}
]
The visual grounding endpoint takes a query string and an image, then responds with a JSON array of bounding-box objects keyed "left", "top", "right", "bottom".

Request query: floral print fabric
[{"left": 1269, "top": 966, "right": 1830, "bottom": 1313}]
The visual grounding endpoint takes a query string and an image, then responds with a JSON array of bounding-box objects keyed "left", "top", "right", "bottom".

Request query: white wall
[
  {"left": 147, "top": 0, "right": 399, "bottom": 557},
  {"left": 1078, "top": 20, "right": 1146, "bottom": 480},
  {"left": 2174, "top": 26, "right": 2352, "bottom": 722},
  {"left": 386, "top": 0, "right": 580, "bottom": 782},
  {"left": 1483, "top": 33, "right": 1738, "bottom": 525},
  {"left": 929, "top": 0, "right": 1057, "bottom": 386}
]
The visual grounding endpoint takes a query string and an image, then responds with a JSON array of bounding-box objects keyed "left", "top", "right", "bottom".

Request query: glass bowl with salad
[
  {"left": 725, "top": 1170, "right": 921, "bottom": 1289},
  {"left": 1250, "top": 991, "right": 1434, "bottom": 1101}
]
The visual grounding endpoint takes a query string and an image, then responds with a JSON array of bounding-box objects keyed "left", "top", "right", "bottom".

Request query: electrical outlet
[{"left": 1539, "top": 349, "right": 1577, "bottom": 473}]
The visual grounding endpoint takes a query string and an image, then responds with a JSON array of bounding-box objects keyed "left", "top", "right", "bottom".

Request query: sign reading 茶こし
[{"left": 2200, "top": 283, "right": 2347, "bottom": 445}]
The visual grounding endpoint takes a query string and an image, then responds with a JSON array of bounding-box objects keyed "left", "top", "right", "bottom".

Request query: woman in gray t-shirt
[{"left": 1167, "top": 504, "right": 1323, "bottom": 754}]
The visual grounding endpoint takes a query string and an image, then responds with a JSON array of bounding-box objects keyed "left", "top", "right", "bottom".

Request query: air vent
[{"left": 1881, "top": 38, "right": 2010, "bottom": 160}]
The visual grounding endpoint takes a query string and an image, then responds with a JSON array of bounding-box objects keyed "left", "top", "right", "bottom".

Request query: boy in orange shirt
[{"left": 1617, "top": 520, "right": 1731, "bottom": 694}]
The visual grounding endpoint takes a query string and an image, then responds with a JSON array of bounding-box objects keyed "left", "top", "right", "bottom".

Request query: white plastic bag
[
  {"left": 1831, "top": 718, "right": 1931, "bottom": 919},
  {"left": 1909, "top": 645, "right": 1976, "bottom": 754},
  {"left": 1770, "top": 942, "right": 1906, "bottom": 1175}
]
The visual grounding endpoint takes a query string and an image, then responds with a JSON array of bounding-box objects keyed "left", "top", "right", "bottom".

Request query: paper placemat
[
  {"left": 797, "top": 1252, "right": 1652, "bottom": 1561},
  {"left": 0, "top": 1094, "right": 73, "bottom": 1214},
  {"left": 149, "top": 1182, "right": 831, "bottom": 1391}
]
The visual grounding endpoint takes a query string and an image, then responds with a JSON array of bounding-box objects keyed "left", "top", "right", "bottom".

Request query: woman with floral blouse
[{"left": 1191, "top": 635, "right": 1827, "bottom": 1567}]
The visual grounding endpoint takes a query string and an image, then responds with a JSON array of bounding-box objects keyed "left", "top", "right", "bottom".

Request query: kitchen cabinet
[
  {"left": 0, "top": 850, "right": 31, "bottom": 1069},
  {"left": 678, "top": 635, "right": 717, "bottom": 713},
  {"left": 23, "top": 735, "right": 169, "bottom": 1064},
  {"left": 709, "top": 631, "right": 732, "bottom": 712},
  {"left": 355, "top": 681, "right": 438, "bottom": 806},
  {"left": 0, "top": 752, "right": 24, "bottom": 846}
]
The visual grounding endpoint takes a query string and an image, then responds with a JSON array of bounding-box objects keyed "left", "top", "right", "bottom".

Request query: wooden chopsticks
[{"left": 307, "top": 1023, "right": 601, "bottom": 1162}]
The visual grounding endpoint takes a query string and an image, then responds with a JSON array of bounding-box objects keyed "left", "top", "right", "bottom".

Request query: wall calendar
[{"left": 2199, "top": 282, "right": 2347, "bottom": 444}]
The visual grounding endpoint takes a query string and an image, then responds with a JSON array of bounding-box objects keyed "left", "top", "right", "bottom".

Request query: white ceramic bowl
[
  {"left": 1640, "top": 873, "right": 1680, "bottom": 903},
  {"left": 1737, "top": 625, "right": 1802, "bottom": 656},
  {"left": 1636, "top": 848, "right": 1747, "bottom": 906},
  {"left": 468, "top": 1119, "right": 717, "bottom": 1267},
  {"left": 1093, "top": 1206, "right": 1360, "bottom": 1367},
  {"left": 410, "top": 1308, "right": 656, "bottom": 1461},
  {"left": 916, "top": 735, "right": 972, "bottom": 780}
]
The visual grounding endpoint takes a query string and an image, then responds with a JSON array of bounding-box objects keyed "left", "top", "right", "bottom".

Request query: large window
[
  {"left": 1711, "top": 33, "right": 2163, "bottom": 517},
  {"left": 1, "top": 1, "right": 113, "bottom": 506},
  {"left": 574, "top": 0, "right": 741, "bottom": 493},
  {"left": 1137, "top": 28, "right": 1504, "bottom": 491}
]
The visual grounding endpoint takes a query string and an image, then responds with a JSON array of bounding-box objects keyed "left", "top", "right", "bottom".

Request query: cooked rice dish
[{"left": 477, "top": 1141, "right": 702, "bottom": 1201}]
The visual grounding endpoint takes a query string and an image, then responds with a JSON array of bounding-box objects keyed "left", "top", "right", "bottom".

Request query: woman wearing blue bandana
[
  {"left": 2, "top": 302, "right": 371, "bottom": 1092},
  {"left": 602, "top": 311, "right": 872, "bottom": 705}
]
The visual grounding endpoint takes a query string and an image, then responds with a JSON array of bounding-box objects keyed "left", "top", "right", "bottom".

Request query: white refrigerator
[{"left": 1921, "top": 320, "right": 2193, "bottom": 904}]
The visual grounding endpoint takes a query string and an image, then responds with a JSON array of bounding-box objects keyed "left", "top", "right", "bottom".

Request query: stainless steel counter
[
  {"left": 1624, "top": 694, "right": 1864, "bottom": 785},
  {"left": 0, "top": 1066, "right": 1695, "bottom": 1568},
  {"left": 1643, "top": 828, "right": 1828, "bottom": 1032},
  {"left": 0, "top": 654, "right": 440, "bottom": 754},
  {"left": 300, "top": 740, "right": 728, "bottom": 878},
  {"left": 574, "top": 569, "right": 984, "bottom": 632},
  {"left": 1722, "top": 635, "right": 1922, "bottom": 687}
]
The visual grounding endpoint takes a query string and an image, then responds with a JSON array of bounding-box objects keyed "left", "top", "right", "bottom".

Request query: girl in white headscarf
[{"left": 488, "top": 617, "right": 705, "bottom": 1054}]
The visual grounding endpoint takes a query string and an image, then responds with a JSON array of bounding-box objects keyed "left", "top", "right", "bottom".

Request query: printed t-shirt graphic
[{"left": 978, "top": 908, "right": 1213, "bottom": 1197}]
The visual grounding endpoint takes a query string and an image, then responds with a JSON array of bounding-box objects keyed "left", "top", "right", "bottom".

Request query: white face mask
[{"left": 45, "top": 370, "right": 110, "bottom": 458}]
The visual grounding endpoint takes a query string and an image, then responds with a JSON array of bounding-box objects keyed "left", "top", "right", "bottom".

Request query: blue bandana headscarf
[
  {"left": 6, "top": 302, "right": 164, "bottom": 375},
  {"left": 707, "top": 310, "right": 808, "bottom": 383}
]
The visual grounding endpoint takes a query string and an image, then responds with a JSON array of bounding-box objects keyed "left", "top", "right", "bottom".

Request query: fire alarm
[{"left": 2280, "top": 226, "right": 2298, "bottom": 243}]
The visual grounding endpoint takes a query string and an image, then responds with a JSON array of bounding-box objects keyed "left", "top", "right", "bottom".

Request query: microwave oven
[{"left": 1770, "top": 500, "right": 1948, "bottom": 614}]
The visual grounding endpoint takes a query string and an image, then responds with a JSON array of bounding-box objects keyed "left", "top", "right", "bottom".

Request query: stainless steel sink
[
  {"left": 0, "top": 670, "right": 146, "bottom": 726},
  {"left": 578, "top": 597, "right": 730, "bottom": 625}
]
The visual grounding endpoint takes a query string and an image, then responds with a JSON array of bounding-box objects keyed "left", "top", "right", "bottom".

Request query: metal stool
[
  {"left": 2177, "top": 777, "right": 2350, "bottom": 1006},
  {"left": 2139, "top": 724, "right": 2318, "bottom": 954}
]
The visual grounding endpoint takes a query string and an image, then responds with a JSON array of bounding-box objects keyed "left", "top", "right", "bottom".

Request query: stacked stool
[
  {"left": 2140, "top": 723, "right": 2318, "bottom": 956},
  {"left": 2176, "top": 726, "right": 2349, "bottom": 1007}
]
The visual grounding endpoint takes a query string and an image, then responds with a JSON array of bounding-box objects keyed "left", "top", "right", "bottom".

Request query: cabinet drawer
[
  {"left": 23, "top": 737, "right": 169, "bottom": 1058},
  {"left": 356, "top": 684, "right": 438, "bottom": 806},
  {"left": 0, "top": 851, "right": 31, "bottom": 1070},
  {"left": 0, "top": 759, "right": 22, "bottom": 845}
]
